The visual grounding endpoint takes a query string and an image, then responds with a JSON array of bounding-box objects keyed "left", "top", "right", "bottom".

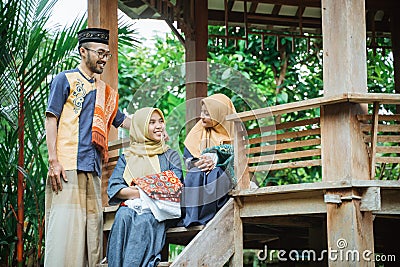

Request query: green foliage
[
  {"left": 117, "top": 26, "right": 395, "bottom": 186},
  {"left": 0, "top": 4, "right": 395, "bottom": 264},
  {"left": 367, "top": 46, "right": 394, "bottom": 95},
  {"left": 118, "top": 33, "right": 185, "bottom": 111},
  {"left": 0, "top": 2, "right": 141, "bottom": 263},
  {"left": 0, "top": 0, "right": 85, "bottom": 265},
  {"left": 208, "top": 27, "right": 324, "bottom": 185}
]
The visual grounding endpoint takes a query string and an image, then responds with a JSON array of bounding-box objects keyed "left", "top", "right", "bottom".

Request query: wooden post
[
  {"left": 234, "top": 121, "right": 250, "bottom": 190},
  {"left": 391, "top": 9, "right": 400, "bottom": 113},
  {"left": 230, "top": 200, "right": 243, "bottom": 266},
  {"left": 88, "top": 0, "right": 119, "bottom": 91},
  {"left": 185, "top": 0, "right": 208, "bottom": 131},
  {"left": 321, "top": 0, "right": 374, "bottom": 266},
  {"left": 88, "top": 0, "right": 119, "bottom": 208},
  {"left": 370, "top": 103, "right": 379, "bottom": 179},
  {"left": 87, "top": 0, "right": 119, "bottom": 257}
]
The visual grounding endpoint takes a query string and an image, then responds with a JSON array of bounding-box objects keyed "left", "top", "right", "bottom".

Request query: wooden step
[
  {"left": 104, "top": 205, "right": 204, "bottom": 245},
  {"left": 170, "top": 199, "right": 234, "bottom": 266},
  {"left": 165, "top": 225, "right": 204, "bottom": 246}
]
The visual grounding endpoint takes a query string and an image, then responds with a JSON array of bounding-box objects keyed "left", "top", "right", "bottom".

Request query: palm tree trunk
[{"left": 17, "top": 83, "right": 24, "bottom": 266}]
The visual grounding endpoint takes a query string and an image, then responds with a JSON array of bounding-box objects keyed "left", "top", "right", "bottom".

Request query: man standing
[{"left": 44, "top": 28, "right": 130, "bottom": 267}]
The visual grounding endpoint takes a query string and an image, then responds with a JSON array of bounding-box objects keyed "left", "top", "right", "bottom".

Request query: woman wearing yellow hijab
[
  {"left": 106, "top": 107, "right": 182, "bottom": 267},
  {"left": 180, "top": 94, "right": 236, "bottom": 227}
]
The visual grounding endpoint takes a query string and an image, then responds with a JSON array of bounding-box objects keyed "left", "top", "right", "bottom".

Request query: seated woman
[
  {"left": 106, "top": 107, "right": 182, "bottom": 267},
  {"left": 180, "top": 94, "right": 236, "bottom": 227}
]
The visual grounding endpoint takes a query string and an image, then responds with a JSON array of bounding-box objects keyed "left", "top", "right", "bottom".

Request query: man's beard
[{"left": 86, "top": 54, "right": 104, "bottom": 74}]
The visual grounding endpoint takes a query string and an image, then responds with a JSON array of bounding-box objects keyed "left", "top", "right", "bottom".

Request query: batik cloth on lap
[{"left": 132, "top": 170, "right": 183, "bottom": 202}]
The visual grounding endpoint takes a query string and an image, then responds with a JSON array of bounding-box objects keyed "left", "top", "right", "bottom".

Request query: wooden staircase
[
  {"left": 169, "top": 199, "right": 235, "bottom": 266},
  {"left": 98, "top": 199, "right": 235, "bottom": 267}
]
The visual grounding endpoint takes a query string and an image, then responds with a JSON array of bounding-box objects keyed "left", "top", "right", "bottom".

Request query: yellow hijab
[
  {"left": 184, "top": 94, "right": 236, "bottom": 158},
  {"left": 123, "top": 107, "right": 170, "bottom": 185}
]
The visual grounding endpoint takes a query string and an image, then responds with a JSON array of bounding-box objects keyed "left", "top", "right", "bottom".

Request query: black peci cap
[{"left": 77, "top": 28, "right": 109, "bottom": 45}]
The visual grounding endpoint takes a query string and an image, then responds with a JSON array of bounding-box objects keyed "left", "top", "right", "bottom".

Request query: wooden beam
[
  {"left": 234, "top": 121, "right": 250, "bottom": 190},
  {"left": 185, "top": 0, "right": 208, "bottom": 130},
  {"left": 88, "top": 0, "right": 119, "bottom": 90},
  {"left": 248, "top": 128, "right": 320, "bottom": 145},
  {"left": 376, "top": 189, "right": 400, "bottom": 215},
  {"left": 235, "top": 0, "right": 321, "bottom": 8},
  {"left": 226, "top": 94, "right": 349, "bottom": 122},
  {"left": 321, "top": 103, "right": 370, "bottom": 180},
  {"left": 208, "top": 10, "right": 322, "bottom": 29},
  {"left": 231, "top": 180, "right": 400, "bottom": 197},
  {"left": 227, "top": 0, "right": 235, "bottom": 11},
  {"left": 271, "top": 4, "right": 282, "bottom": 16},
  {"left": 322, "top": 1, "right": 367, "bottom": 96},
  {"left": 230, "top": 200, "right": 244, "bottom": 266},
  {"left": 357, "top": 114, "right": 400, "bottom": 121},
  {"left": 321, "top": 1, "right": 374, "bottom": 265},
  {"left": 227, "top": 93, "right": 400, "bottom": 122},
  {"left": 250, "top": 159, "right": 321, "bottom": 172},
  {"left": 249, "top": 2, "right": 258, "bottom": 13},
  {"left": 325, "top": 189, "right": 374, "bottom": 266},
  {"left": 223, "top": 0, "right": 399, "bottom": 14},
  {"left": 248, "top": 138, "right": 321, "bottom": 155},
  {"left": 248, "top": 148, "right": 320, "bottom": 163},
  {"left": 240, "top": 190, "right": 326, "bottom": 217},
  {"left": 243, "top": 215, "right": 324, "bottom": 228},
  {"left": 370, "top": 102, "right": 379, "bottom": 179},
  {"left": 247, "top": 117, "right": 320, "bottom": 136}
]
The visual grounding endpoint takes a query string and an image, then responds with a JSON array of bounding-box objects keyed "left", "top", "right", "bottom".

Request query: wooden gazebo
[{"left": 90, "top": 0, "right": 400, "bottom": 266}]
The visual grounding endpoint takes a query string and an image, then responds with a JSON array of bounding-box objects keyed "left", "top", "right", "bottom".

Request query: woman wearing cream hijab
[
  {"left": 106, "top": 107, "right": 182, "bottom": 267},
  {"left": 180, "top": 94, "right": 236, "bottom": 227}
]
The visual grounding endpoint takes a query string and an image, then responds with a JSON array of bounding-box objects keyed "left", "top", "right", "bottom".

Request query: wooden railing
[
  {"left": 227, "top": 93, "right": 400, "bottom": 189},
  {"left": 358, "top": 110, "right": 400, "bottom": 179},
  {"left": 247, "top": 117, "right": 321, "bottom": 173}
]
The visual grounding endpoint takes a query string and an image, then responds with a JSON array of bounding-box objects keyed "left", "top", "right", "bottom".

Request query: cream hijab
[
  {"left": 184, "top": 94, "right": 236, "bottom": 158},
  {"left": 123, "top": 107, "right": 169, "bottom": 185}
]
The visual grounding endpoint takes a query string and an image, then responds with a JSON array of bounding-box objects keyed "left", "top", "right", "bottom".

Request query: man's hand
[
  {"left": 45, "top": 114, "right": 67, "bottom": 193},
  {"left": 121, "top": 117, "right": 131, "bottom": 130},
  {"left": 48, "top": 160, "right": 67, "bottom": 194}
]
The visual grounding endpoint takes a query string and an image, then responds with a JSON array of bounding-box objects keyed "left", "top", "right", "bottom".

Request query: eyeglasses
[{"left": 84, "top": 47, "right": 112, "bottom": 60}]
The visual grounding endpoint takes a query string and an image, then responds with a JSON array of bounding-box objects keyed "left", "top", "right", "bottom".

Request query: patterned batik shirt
[{"left": 46, "top": 67, "right": 125, "bottom": 176}]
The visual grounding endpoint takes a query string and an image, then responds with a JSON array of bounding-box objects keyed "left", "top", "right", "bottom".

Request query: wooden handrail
[
  {"left": 226, "top": 93, "right": 400, "bottom": 122},
  {"left": 108, "top": 138, "right": 129, "bottom": 151}
]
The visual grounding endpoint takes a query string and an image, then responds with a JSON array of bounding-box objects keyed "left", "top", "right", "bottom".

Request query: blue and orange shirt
[{"left": 46, "top": 67, "right": 125, "bottom": 176}]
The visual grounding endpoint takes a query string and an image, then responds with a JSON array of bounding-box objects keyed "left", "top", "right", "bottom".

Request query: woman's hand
[
  {"left": 116, "top": 186, "right": 140, "bottom": 200},
  {"left": 163, "top": 129, "right": 170, "bottom": 141},
  {"left": 195, "top": 155, "right": 215, "bottom": 172}
]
